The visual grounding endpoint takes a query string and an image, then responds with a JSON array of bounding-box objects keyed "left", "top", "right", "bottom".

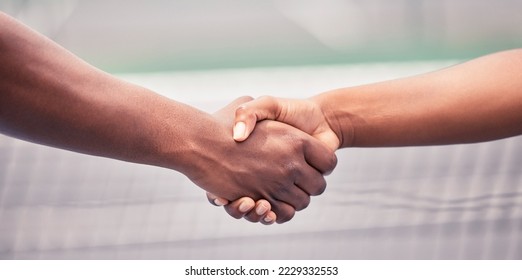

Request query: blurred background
[
  {"left": 2, "top": 0, "right": 522, "bottom": 72},
  {"left": 0, "top": 0, "right": 521, "bottom": 259}
]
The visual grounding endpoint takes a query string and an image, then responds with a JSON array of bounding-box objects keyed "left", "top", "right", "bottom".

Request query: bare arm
[
  {"left": 0, "top": 12, "right": 336, "bottom": 223},
  {"left": 233, "top": 49, "right": 522, "bottom": 148},
  {"left": 218, "top": 49, "right": 522, "bottom": 217},
  {"left": 318, "top": 49, "right": 522, "bottom": 147}
]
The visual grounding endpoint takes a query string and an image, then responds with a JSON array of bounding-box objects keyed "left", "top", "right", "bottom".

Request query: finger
[
  {"left": 244, "top": 199, "right": 272, "bottom": 223},
  {"left": 233, "top": 96, "right": 283, "bottom": 142},
  {"left": 295, "top": 165, "right": 327, "bottom": 197},
  {"left": 206, "top": 192, "right": 229, "bottom": 206},
  {"left": 302, "top": 135, "right": 338, "bottom": 175},
  {"left": 270, "top": 200, "right": 296, "bottom": 224},
  {"left": 224, "top": 197, "right": 256, "bottom": 219},
  {"left": 260, "top": 211, "right": 276, "bottom": 225},
  {"left": 272, "top": 183, "right": 311, "bottom": 212}
]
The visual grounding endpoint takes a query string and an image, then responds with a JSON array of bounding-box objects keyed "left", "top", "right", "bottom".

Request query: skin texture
[
  {"left": 215, "top": 49, "right": 522, "bottom": 219},
  {"left": 234, "top": 49, "right": 522, "bottom": 148},
  {"left": 0, "top": 12, "right": 337, "bottom": 224}
]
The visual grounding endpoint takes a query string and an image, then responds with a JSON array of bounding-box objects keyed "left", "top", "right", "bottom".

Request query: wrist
[
  {"left": 311, "top": 90, "right": 354, "bottom": 149},
  {"left": 147, "top": 102, "right": 217, "bottom": 173}
]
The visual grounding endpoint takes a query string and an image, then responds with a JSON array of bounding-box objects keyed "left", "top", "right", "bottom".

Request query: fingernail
[
  {"left": 264, "top": 216, "right": 273, "bottom": 223},
  {"left": 214, "top": 198, "right": 227, "bottom": 206},
  {"left": 239, "top": 201, "right": 252, "bottom": 212},
  {"left": 256, "top": 204, "right": 268, "bottom": 215},
  {"left": 233, "top": 122, "right": 246, "bottom": 140}
]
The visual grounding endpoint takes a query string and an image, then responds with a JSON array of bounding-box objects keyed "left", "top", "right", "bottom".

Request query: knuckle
[
  {"left": 258, "top": 95, "right": 275, "bottom": 103},
  {"left": 276, "top": 210, "right": 295, "bottom": 224},
  {"left": 312, "top": 178, "right": 327, "bottom": 196},
  {"left": 271, "top": 202, "right": 296, "bottom": 224},
  {"left": 328, "top": 153, "right": 338, "bottom": 171},
  {"left": 282, "top": 161, "right": 299, "bottom": 179},
  {"left": 295, "top": 195, "right": 311, "bottom": 211},
  {"left": 235, "top": 105, "right": 251, "bottom": 118},
  {"left": 238, "top": 95, "right": 254, "bottom": 102}
]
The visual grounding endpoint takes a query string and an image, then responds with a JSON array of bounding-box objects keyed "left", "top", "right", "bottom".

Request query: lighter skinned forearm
[{"left": 315, "top": 49, "right": 522, "bottom": 148}]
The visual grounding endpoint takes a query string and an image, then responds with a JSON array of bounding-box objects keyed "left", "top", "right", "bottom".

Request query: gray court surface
[{"left": 1, "top": 62, "right": 521, "bottom": 259}]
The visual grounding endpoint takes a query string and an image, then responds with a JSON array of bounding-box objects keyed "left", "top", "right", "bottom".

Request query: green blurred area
[
  {"left": 3, "top": 0, "right": 522, "bottom": 73},
  {"left": 116, "top": 40, "right": 522, "bottom": 73}
]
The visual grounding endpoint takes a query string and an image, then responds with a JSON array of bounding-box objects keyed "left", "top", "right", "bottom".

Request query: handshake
[
  {"left": 197, "top": 95, "right": 341, "bottom": 225},
  {"left": 196, "top": 49, "right": 522, "bottom": 224},
  {"left": 2, "top": 12, "right": 521, "bottom": 227}
]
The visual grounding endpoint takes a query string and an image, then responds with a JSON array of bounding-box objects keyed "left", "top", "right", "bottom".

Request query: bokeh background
[{"left": 1, "top": 0, "right": 521, "bottom": 259}]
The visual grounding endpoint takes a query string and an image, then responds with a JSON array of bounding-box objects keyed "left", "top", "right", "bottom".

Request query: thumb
[{"left": 233, "top": 96, "right": 283, "bottom": 141}]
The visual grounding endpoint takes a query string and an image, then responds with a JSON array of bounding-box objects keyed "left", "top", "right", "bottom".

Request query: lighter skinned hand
[{"left": 233, "top": 96, "right": 340, "bottom": 150}]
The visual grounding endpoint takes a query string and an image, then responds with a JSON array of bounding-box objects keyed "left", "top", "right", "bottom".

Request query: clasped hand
[{"left": 205, "top": 96, "right": 340, "bottom": 225}]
